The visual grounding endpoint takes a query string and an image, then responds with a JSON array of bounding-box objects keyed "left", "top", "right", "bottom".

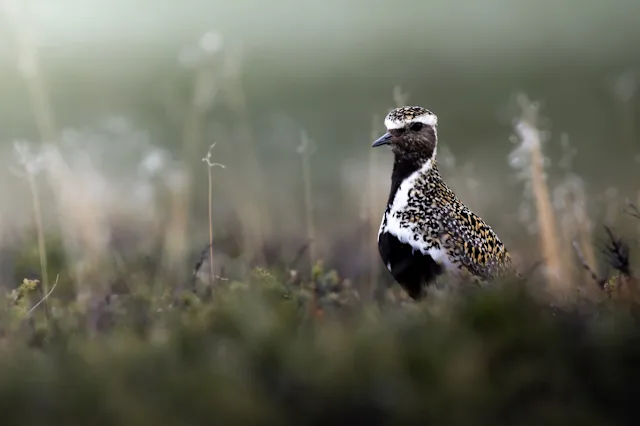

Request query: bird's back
[{"left": 436, "top": 184, "right": 515, "bottom": 282}]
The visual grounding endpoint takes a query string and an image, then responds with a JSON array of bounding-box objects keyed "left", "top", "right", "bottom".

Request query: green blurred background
[{"left": 2, "top": 0, "right": 638, "bottom": 153}]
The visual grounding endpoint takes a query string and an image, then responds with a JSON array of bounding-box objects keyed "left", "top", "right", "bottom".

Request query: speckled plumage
[{"left": 373, "top": 106, "right": 516, "bottom": 299}]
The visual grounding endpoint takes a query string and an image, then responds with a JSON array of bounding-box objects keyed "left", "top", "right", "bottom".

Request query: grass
[
  {"left": 509, "top": 94, "right": 568, "bottom": 296},
  {"left": 2, "top": 261, "right": 640, "bottom": 426}
]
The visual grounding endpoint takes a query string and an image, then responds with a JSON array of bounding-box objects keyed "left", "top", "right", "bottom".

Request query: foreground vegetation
[{"left": 0, "top": 247, "right": 639, "bottom": 426}]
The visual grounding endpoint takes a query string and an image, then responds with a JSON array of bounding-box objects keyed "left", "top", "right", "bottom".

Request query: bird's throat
[{"left": 388, "top": 154, "right": 434, "bottom": 205}]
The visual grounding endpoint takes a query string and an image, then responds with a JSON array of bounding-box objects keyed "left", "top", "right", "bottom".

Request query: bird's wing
[{"left": 436, "top": 204, "right": 512, "bottom": 280}]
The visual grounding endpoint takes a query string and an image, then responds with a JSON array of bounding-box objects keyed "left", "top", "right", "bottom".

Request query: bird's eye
[{"left": 410, "top": 122, "right": 424, "bottom": 132}]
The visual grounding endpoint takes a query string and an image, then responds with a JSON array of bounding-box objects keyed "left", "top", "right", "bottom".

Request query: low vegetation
[{"left": 1, "top": 227, "right": 640, "bottom": 426}]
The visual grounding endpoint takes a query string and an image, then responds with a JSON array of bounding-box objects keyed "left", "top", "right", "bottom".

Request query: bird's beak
[{"left": 371, "top": 132, "right": 392, "bottom": 148}]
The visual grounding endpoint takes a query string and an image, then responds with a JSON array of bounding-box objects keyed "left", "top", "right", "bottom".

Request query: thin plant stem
[
  {"left": 29, "top": 174, "right": 48, "bottom": 290},
  {"left": 392, "top": 86, "right": 410, "bottom": 107},
  {"left": 179, "top": 46, "right": 218, "bottom": 270},
  {"left": 208, "top": 164, "right": 214, "bottom": 284},
  {"left": 299, "top": 131, "right": 316, "bottom": 265},
  {"left": 26, "top": 171, "right": 49, "bottom": 317},
  {"left": 222, "top": 44, "right": 270, "bottom": 264},
  {"left": 202, "top": 143, "right": 225, "bottom": 285},
  {"left": 577, "top": 207, "right": 598, "bottom": 290},
  {"left": 4, "top": 1, "right": 56, "bottom": 317},
  {"left": 2, "top": 0, "right": 57, "bottom": 143},
  {"left": 298, "top": 131, "right": 319, "bottom": 320},
  {"left": 28, "top": 274, "right": 59, "bottom": 316}
]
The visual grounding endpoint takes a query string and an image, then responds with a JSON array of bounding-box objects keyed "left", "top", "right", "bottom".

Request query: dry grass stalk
[
  {"left": 572, "top": 241, "right": 604, "bottom": 290},
  {"left": 529, "top": 142, "right": 564, "bottom": 286},
  {"left": 298, "top": 131, "right": 317, "bottom": 264},
  {"left": 297, "top": 129, "right": 318, "bottom": 320},
  {"left": 611, "top": 71, "right": 638, "bottom": 153},
  {"left": 3, "top": 3, "right": 57, "bottom": 306},
  {"left": 42, "top": 146, "right": 115, "bottom": 305},
  {"left": 162, "top": 169, "right": 190, "bottom": 277},
  {"left": 557, "top": 192, "right": 578, "bottom": 282},
  {"left": 512, "top": 95, "right": 568, "bottom": 297},
  {"left": 202, "top": 143, "right": 226, "bottom": 284},
  {"left": 26, "top": 162, "right": 48, "bottom": 295},
  {"left": 179, "top": 45, "right": 219, "bottom": 263},
  {"left": 1, "top": 1, "right": 57, "bottom": 143},
  {"left": 392, "top": 86, "right": 410, "bottom": 107},
  {"left": 11, "top": 142, "right": 50, "bottom": 313},
  {"left": 4, "top": 5, "right": 117, "bottom": 309},
  {"left": 222, "top": 45, "right": 271, "bottom": 264},
  {"left": 557, "top": 177, "right": 598, "bottom": 290},
  {"left": 576, "top": 205, "right": 598, "bottom": 288}
]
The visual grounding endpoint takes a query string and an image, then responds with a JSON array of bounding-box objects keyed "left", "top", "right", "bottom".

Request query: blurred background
[{"left": 0, "top": 0, "right": 639, "bottom": 297}]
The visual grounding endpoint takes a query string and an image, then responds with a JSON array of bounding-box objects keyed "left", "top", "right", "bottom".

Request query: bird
[{"left": 372, "top": 105, "right": 517, "bottom": 300}]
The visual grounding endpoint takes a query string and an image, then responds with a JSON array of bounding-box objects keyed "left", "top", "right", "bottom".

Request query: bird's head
[{"left": 372, "top": 106, "right": 438, "bottom": 162}]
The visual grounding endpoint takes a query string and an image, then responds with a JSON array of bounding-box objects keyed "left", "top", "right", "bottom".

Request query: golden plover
[{"left": 373, "top": 106, "right": 516, "bottom": 299}]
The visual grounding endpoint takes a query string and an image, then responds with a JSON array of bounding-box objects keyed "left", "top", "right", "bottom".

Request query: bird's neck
[{"left": 388, "top": 154, "right": 438, "bottom": 204}]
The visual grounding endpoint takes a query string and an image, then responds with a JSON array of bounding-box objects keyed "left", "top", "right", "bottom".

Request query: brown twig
[
  {"left": 601, "top": 226, "right": 631, "bottom": 276},
  {"left": 624, "top": 200, "right": 640, "bottom": 220},
  {"left": 289, "top": 241, "right": 311, "bottom": 271},
  {"left": 599, "top": 226, "right": 639, "bottom": 301}
]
